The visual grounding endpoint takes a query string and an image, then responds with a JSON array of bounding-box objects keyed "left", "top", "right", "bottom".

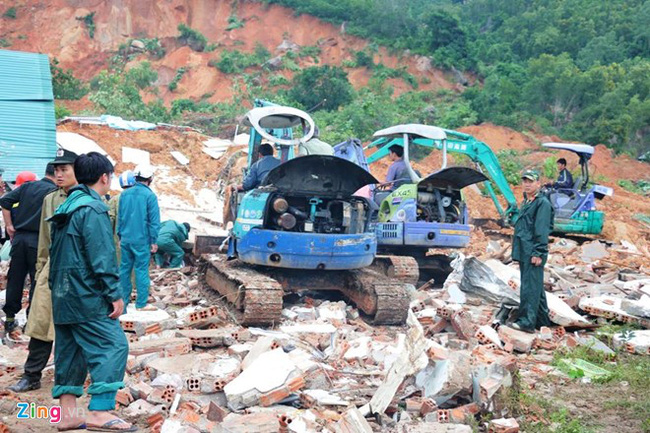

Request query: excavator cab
[
  {"left": 335, "top": 125, "right": 488, "bottom": 283},
  {"left": 542, "top": 143, "right": 613, "bottom": 234}
]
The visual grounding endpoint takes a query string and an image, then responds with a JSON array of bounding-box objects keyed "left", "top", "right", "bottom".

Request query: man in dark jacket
[
  {"left": 234, "top": 144, "right": 281, "bottom": 192},
  {"left": 154, "top": 220, "right": 190, "bottom": 268},
  {"left": 552, "top": 158, "right": 574, "bottom": 190},
  {"left": 48, "top": 152, "right": 134, "bottom": 432},
  {"left": 511, "top": 169, "right": 553, "bottom": 333},
  {"left": 0, "top": 163, "right": 57, "bottom": 333}
]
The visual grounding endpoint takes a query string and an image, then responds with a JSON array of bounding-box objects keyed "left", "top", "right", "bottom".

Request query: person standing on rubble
[
  {"left": 154, "top": 220, "right": 190, "bottom": 268},
  {"left": 511, "top": 169, "right": 553, "bottom": 333},
  {"left": 117, "top": 164, "right": 160, "bottom": 311},
  {"left": 109, "top": 170, "right": 136, "bottom": 265},
  {"left": 0, "top": 164, "right": 57, "bottom": 334},
  {"left": 8, "top": 149, "right": 79, "bottom": 393},
  {"left": 48, "top": 152, "right": 134, "bottom": 432}
]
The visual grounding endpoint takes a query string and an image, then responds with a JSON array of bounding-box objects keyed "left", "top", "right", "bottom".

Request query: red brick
[{"left": 207, "top": 401, "right": 228, "bottom": 422}]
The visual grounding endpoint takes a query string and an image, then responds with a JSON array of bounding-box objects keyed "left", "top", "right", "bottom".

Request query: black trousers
[
  {"left": 2, "top": 231, "right": 38, "bottom": 319},
  {"left": 23, "top": 337, "right": 53, "bottom": 381}
]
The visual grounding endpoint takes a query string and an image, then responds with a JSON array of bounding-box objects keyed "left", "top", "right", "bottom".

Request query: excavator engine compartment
[
  {"left": 264, "top": 193, "right": 371, "bottom": 234},
  {"left": 415, "top": 187, "right": 465, "bottom": 224}
]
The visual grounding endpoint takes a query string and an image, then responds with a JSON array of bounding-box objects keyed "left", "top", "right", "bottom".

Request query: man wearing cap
[
  {"left": 0, "top": 163, "right": 57, "bottom": 334},
  {"left": 154, "top": 221, "right": 190, "bottom": 268},
  {"left": 7, "top": 149, "right": 78, "bottom": 392},
  {"left": 511, "top": 169, "right": 553, "bottom": 333},
  {"left": 117, "top": 164, "right": 160, "bottom": 311}
]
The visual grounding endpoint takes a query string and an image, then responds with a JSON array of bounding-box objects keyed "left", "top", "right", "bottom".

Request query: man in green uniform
[
  {"left": 154, "top": 220, "right": 190, "bottom": 268},
  {"left": 8, "top": 149, "right": 78, "bottom": 393},
  {"left": 511, "top": 169, "right": 553, "bottom": 333},
  {"left": 48, "top": 152, "right": 134, "bottom": 432}
]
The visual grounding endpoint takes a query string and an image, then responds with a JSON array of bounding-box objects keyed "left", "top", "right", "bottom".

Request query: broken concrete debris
[{"left": 2, "top": 230, "right": 650, "bottom": 432}]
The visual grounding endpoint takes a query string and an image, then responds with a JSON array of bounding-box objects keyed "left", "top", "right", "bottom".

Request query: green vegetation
[
  {"left": 288, "top": 66, "right": 354, "bottom": 112},
  {"left": 618, "top": 179, "right": 650, "bottom": 195},
  {"left": 261, "top": 0, "right": 650, "bottom": 157},
  {"left": 0, "top": 38, "right": 11, "bottom": 47},
  {"left": 77, "top": 12, "right": 96, "bottom": 39},
  {"left": 349, "top": 49, "right": 418, "bottom": 88},
  {"left": 177, "top": 23, "right": 208, "bottom": 52},
  {"left": 141, "top": 38, "right": 165, "bottom": 59},
  {"left": 543, "top": 157, "right": 557, "bottom": 179},
  {"left": 212, "top": 44, "right": 270, "bottom": 74},
  {"left": 54, "top": 104, "right": 71, "bottom": 120},
  {"left": 298, "top": 45, "right": 321, "bottom": 62},
  {"left": 226, "top": 14, "right": 244, "bottom": 31},
  {"left": 88, "top": 62, "right": 168, "bottom": 122},
  {"left": 50, "top": 59, "right": 88, "bottom": 100},
  {"left": 3, "top": 6, "right": 17, "bottom": 19},
  {"left": 168, "top": 67, "right": 187, "bottom": 92},
  {"left": 496, "top": 150, "right": 524, "bottom": 186}
]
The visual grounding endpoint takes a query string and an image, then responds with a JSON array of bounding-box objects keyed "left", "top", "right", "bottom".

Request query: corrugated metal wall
[{"left": 0, "top": 49, "right": 57, "bottom": 182}]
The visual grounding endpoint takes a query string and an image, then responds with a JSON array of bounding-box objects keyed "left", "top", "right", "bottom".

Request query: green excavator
[{"left": 361, "top": 129, "right": 611, "bottom": 235}]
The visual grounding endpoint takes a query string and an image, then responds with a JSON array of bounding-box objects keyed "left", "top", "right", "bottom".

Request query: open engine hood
[
  {"left": 263, "top": 155, "right": 378, "bottom": 196},
  {"left": 418, "top": 166, "right": 488, "bottom": 191}
]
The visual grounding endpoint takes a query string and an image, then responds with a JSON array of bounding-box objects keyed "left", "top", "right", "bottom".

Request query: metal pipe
[
  {"left": 402, "top": 133, "right": 421, "bottom": 183},
  {"left": 441, "top": 138, "right": 448, "bottom": 169}
]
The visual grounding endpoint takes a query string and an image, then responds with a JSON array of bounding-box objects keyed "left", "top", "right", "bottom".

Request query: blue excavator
[{"left": 207, "top": 101, "right": 412, "bottom": 325}]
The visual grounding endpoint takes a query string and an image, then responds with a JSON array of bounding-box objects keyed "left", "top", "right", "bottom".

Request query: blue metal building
[{"left": 0, "top": 49, "right": 57, "bottom": 182}]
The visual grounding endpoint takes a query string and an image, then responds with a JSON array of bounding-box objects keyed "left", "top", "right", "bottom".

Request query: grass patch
[{"left": 618, "top": 179, "right": 650, "bottom": 195}]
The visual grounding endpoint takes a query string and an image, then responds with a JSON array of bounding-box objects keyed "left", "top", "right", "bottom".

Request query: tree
[{"left": 288, "top": 66, "right": 354, "bottom": 111}]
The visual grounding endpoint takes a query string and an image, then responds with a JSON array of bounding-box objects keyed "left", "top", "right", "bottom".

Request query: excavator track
[
  {"left": 370, "top": 255, "right": 419, "bottom": 286},
  {"left": 205, "top": 258, "right": 411, "bottom": 326},
  {"left": 338, "top": 269, "right": 411, "bottom": 325},
  {"left": 205, "top": 259, "right": 284, "bottom": 326}
]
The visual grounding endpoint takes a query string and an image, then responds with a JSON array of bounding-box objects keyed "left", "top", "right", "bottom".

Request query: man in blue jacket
[
  {"left": 117, "top": 164, "right": 160, "bottom": 311},
  {"left": 48, "top": 152, "right": 134, "bottom": 432}
]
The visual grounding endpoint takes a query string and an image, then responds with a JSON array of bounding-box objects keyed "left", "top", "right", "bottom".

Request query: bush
[
  {"left": 177, "top": 23, "right": 207, "bottom": 52},
  {"left": 126, "top": 61, "right": 158, "bottom": 90},
  {"left": 288, "top": 66, "right": 354, "bottom": 111},
  {"left": 89, "top": 68, "right": 170, "bottom": 122},
  {"left": 354, "top": 50, "right": 374, "bottom": 68},
  {"left": 77, "top": 12, "right": 96, "bottom": 39},
  {"left": 168, "top": 67, "right": 187, "bottom": 92},
  {"left": 496, "top": 150, "right": 524, "bottom": 186},
  {"left": 0, "top": 38, "right": 11, "bottom": 47},
  {"left": 543, "top": 157, "right": 556, "bottom": 179},
  {"left": 298, "top": 45, "right": 321, "bottom": 61},
  {"left": 213, "top": 47, "right": 269, "bottom": 74},
  {"left": 3, "top": 7, "right": 17, "bottom": 19},
  {"left": 226, "top": 14, "right": 244, "bottom": 31},
  {"left": 50, "top": 59, "right": 88, "bottom": 100},
  {"left": 55, "top": 104, "right": 71, "bottom": 120},
  {"left": 171, "top": 99, "right": 198, "bottom": 116},
  {"left": 143, "top": 38, "right": 165, "bottom": 59}
]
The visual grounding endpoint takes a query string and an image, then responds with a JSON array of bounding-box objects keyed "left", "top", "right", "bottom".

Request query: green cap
[{"left": 521, "top": 169, "right": 539, "bottom": 181}]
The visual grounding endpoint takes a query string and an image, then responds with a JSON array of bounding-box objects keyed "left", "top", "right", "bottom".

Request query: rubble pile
[{"left": 1, "top": 234, "right": 650, "bottom": 432}]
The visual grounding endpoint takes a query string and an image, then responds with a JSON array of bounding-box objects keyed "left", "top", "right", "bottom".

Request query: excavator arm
[{"left": 365, "top": 128, "right": 519, "bottom": 225}]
